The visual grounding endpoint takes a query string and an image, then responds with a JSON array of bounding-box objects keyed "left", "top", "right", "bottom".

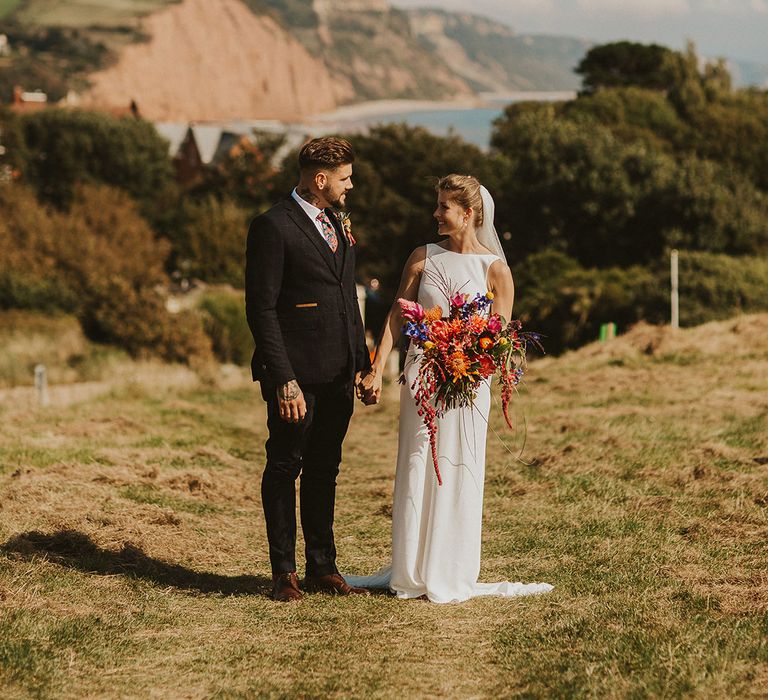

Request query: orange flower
[
  {"left": 465, "top": 315, "right": 487, "bottom": 335},
  {"left": 423, "top": 305, "right": 443, "bottom": 323},
  {"left": 478, "top": 336, "right": 494, "bottom": 350},
  {"left": 430, "top": 319, "right": 455, "bottom": 344},
  {"left": 446, "top": 350, "right": 470, "bottom": 382}
]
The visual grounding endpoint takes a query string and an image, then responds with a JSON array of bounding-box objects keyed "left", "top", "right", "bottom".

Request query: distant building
[
  {"left": 10, "top": 86, "right": 48, "bottom": 114},
  {"left": 154, "top": 119, "right": 300, "bottom": 185}
]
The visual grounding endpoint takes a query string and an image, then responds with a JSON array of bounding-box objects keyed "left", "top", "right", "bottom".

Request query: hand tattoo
[{"left": 279, "top": 380, "right": 301, "bottom": 401}]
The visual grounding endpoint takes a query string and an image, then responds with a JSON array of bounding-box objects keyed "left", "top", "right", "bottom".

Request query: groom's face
[{"left": 319, "top": 163, "right": 354, "bottom": 209}]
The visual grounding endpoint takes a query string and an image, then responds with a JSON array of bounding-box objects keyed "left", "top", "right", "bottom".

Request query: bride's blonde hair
[{"left": 436, "top": 174, "right": 484, "bottom": 227}]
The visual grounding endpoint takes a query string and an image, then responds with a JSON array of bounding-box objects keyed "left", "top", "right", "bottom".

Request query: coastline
[
  {"left": 307, "top": 91, "right": 576, "bottom": 124},
  {"left": 308, "top": 97, "right": 492, "bottom": 123}
]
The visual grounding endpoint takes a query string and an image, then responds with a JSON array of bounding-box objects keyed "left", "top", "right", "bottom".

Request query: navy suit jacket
[{"left": 245, "top": 194, "right": 370, "bottom": 387}]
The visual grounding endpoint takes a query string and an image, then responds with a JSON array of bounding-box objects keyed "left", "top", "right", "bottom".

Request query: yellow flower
[
  {"left": 423, "top": 341, "right": 435, "bottom": 350},
  {"left": 498, "top": 337, "right": 509, "bottom": 346},
  {"left": 486, "top": 291, "right": 495, "bottom": 300}
]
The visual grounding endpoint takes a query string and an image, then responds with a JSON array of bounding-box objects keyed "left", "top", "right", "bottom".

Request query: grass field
[
  {"left": 1, "top": 315, "right": 767, "bottom": 698},
  {"left": 12, "top": 0, "right": 178, "bottom": 27}
]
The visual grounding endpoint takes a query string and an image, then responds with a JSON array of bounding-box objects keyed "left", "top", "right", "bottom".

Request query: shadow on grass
[{"left": 1, "top": 530, "right": 272, "bottom": 596}]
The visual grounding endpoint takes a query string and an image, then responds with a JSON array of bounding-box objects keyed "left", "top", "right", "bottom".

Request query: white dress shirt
[{"left": 292, "top": 188, "right": 327, "bottom": 238}]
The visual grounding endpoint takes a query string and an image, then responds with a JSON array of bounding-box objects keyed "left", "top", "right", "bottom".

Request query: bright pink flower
[
  {"left": 398, "top": 298, "right": 425, "bottom": 322},
  {"left": 487, "top": 315, "right": 502, "bottom": 334},
  {"left": 450, "top": 293, "right": 466, "bottom": 309}
]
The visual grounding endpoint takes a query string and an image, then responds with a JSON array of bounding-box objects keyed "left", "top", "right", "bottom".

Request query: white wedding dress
[{"left": 348, "top": 243, "right": 553, "bottom": 603}]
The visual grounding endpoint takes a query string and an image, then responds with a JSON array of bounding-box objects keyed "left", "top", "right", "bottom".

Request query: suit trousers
[{"left": 261, "top": 376, "right": 354, "bottom": 576}]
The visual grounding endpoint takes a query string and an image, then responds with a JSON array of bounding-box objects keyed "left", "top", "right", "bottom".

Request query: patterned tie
[{"left": 316, "top": 210, "right": 339, "bottom": 253}]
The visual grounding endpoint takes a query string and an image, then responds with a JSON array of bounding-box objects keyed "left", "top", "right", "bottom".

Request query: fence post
[
  {"left": 34, "top": 364, "right": 49, "bottom": 407},
  {"left": 671, "top": 249, "right": 679, "bottom": 330}
]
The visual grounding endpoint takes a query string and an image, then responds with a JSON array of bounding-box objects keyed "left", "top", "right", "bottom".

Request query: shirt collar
[{"left": 292, "top": 188, "right": 324, "bottom": 222}]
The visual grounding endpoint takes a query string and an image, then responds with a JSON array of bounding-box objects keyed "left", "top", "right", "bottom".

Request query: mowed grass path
[{"left": 1, "top": 315, "right": 767, "bottom": 698}]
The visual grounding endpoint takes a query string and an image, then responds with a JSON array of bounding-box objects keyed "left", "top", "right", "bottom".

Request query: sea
[{"left": 313, "top": 92, "right": 575, "bottom": 150}]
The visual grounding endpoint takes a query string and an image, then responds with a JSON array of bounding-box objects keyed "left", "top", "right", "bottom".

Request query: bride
[{"left": 353, "top": 174, "right": 553, "bottom": 603}]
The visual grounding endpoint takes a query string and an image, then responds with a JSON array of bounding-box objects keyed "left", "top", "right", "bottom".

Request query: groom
[{"left": 245, "top": 137, "right": 371, "bottom": 602}]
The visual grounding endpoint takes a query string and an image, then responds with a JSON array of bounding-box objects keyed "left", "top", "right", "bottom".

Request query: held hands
[
  {"left": 357, "top": 368, "right": 382, "bottom": 405},
  {"left": 277, "top": 380, "right": 307, "bottom": 423}
]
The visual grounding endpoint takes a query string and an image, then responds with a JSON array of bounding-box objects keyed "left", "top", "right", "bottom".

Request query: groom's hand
[
  {"left": 277, "top": 380, "right": 306, "bottom": 423},
  {"left": 354, "top": 371, "right": 365, "bottom": 400}
]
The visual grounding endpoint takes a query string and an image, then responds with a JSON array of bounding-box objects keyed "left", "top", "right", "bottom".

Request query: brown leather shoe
[
  {"left": 303, "top": 572, "right": 370, "bottom": 596},
  {"left": 272, "top": 572, "right": 302, "bottom": 602}
]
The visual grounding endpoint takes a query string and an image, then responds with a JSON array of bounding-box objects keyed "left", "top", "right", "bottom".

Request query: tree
[
  {"left": 20, "top": 109, "right": 176, "bottom": 225},
  {"left": 490, "top": 108, "right": 768, "bottom": 267},
  {"left": 561, "top": 87, "right": 689, "bottom": 153},
  {"left": 575, "top": 41, "right": 677, "bottom": 94},
  {"left": 174, "top": 195, "right": 250, "bottom": 287}
]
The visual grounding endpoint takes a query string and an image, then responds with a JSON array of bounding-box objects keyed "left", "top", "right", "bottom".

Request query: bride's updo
[{"left": 437, "top": 174, "right": 484, "bottom": 227}]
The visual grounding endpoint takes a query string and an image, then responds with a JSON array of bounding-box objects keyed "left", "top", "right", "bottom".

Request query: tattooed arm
[{"left": 246, "top": 215, "right": 306, "bottom": 421}]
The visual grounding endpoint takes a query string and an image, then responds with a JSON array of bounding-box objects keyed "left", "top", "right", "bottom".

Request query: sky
[{"left": 391, "top": 0, "right": 768, "bottom": 63}]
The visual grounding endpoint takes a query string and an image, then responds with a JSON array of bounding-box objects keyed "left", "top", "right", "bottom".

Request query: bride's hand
[{"left": 360, "top": 368, "right": 382, "bottom": 405}]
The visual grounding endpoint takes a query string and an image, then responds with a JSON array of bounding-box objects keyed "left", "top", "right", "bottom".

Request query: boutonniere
[{"left": 335, "top": 211, "right": 356, "bottom": 246}]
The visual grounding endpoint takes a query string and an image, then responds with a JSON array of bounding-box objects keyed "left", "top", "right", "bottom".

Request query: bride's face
[{"left": 434, "top": 191, "right": 470, "bottom": 236}]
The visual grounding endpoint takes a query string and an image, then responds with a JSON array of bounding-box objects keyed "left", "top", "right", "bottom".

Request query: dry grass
[{"left": 1, "top": 314, "right": 767, "bottom": 699}]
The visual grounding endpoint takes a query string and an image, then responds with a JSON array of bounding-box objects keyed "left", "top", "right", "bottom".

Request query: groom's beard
[{"left": 329, "top": 191, "right": 349, "bottom": 209}]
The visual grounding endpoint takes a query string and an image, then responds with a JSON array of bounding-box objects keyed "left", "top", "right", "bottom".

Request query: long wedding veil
[{"left": 477, "top": 185, "right": 507, "bottom": 263}]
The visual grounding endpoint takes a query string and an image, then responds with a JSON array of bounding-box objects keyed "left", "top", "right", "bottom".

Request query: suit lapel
[
  {"left": 284, "top": 196, "right": 340, "bottom": 280},
  {"left": 327, "top": 209, "right": 348, "bottom": 273}
]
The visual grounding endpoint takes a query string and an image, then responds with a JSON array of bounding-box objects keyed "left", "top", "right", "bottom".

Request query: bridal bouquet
[{"left": 398, "top": 291, "right": 541, "bottom": 486}]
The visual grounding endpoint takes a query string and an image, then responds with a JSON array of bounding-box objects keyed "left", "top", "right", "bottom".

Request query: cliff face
[
  {"left": 408, "top": 9, "right": 590, "bottom": 92},
  {"left": 31, "top": 0, "right": 585, "bottom": 122},
  {"left": 80, "top": 0, "right": 354, "bottom": 122},
  {"left": 281, "top": 0, "right": 473, "bottom": 102}
]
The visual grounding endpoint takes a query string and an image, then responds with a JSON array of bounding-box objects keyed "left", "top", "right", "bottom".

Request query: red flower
[{"left": 477, "top": 354, "right": 495, "bottom": 377}]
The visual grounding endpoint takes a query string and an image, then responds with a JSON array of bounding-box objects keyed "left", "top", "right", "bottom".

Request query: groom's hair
[{"left": 299, "top": 137, "right": 355, "bottom": 174}]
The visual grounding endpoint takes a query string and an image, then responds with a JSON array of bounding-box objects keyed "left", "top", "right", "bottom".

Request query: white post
[
  {"left": 34, "top": 364, "right": 49, "bottom": 406},
  {"left": 670, "top": 249, "right": 679, "bottom": 330}
]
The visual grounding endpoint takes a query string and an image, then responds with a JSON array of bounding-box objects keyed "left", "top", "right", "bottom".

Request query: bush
[
  {"left": 19, "top": 109, "right": 176, "bottom": 225},
  {"left": 676, "top": 252, "right": 768, "bottom": 326},
  {"left": 514, "top": 251, "right": 666, "bottom": 352},
  {"left": 174, "top": 196, "right": 249, "bottom": 287},
  {"left": 0, "top": 183, "right": 212, "bottom": 364},
  {"left": 512, "top": 250, "right": 768, "bottom": 353},
  {"left": 198, "top": 290, "right": 253, "bottom": 365}
]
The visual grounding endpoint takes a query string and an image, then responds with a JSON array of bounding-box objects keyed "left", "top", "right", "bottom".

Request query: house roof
[
  {"left": 190, "top": 124, "right": 224, "bottom": 165},
  {"left": 154, "top": 122, "right": 189, "bottom": 157}
]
